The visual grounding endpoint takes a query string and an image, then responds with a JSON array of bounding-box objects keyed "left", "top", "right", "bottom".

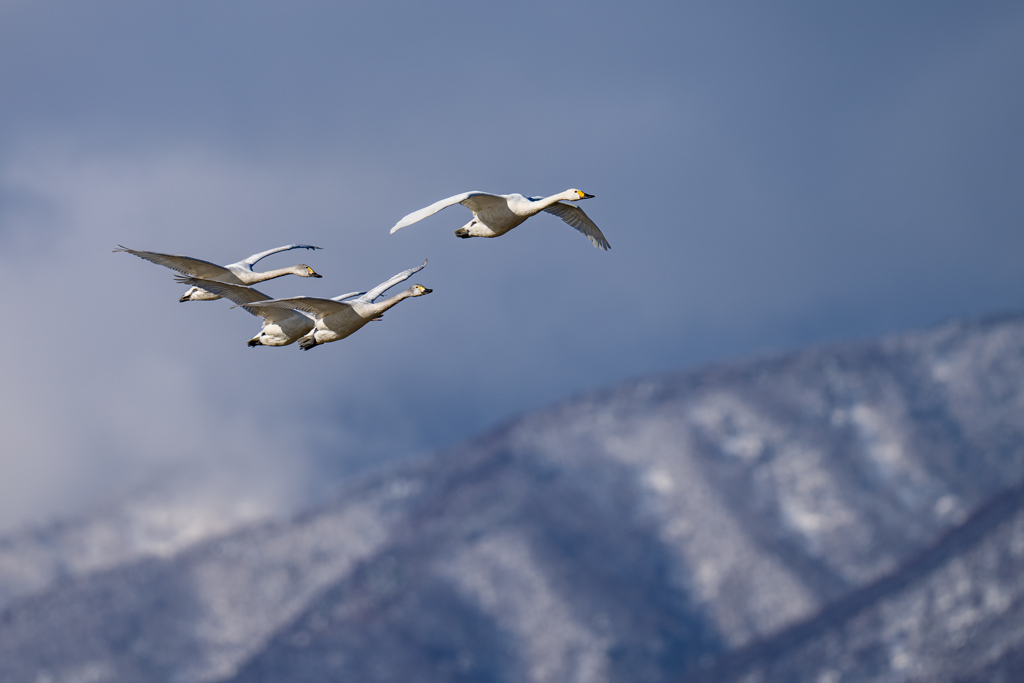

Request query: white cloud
[{"left": 0, "top": 145, "right": 398, "bottom": 532}]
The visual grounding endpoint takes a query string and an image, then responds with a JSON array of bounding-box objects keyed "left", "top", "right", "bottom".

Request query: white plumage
[
  {"left": 238, "top": 260, "right": 432, "bottom": 350},
  {"left": 390, "top": 190, "right": 609, "bottom": 250},
  {"left": 114, "top": 244, "right": 323, "bottom": 301},
  {"left": 172, "top": 276, "right": 363, "bottom": 347}
]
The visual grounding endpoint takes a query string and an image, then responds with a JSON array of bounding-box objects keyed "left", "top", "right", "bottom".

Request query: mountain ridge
[
  {"left": 682, "top": 474, "right": 1024, "bottom": 682},
  {"left": 4, "top": 311, "right": 1024, "bottom": 682}
]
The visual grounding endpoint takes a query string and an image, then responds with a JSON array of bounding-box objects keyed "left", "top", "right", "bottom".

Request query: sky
[{"left": 1, "top": 0, "right": 1023, "bottom": 533}]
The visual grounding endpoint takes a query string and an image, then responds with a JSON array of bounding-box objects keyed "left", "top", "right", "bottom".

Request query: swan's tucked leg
[
  {"left": 454, "top": 219, "right": 476, "bottom": 239},
  {"left": 247, "top": 336, "right": 263, "bottom": 347},
  {"left": 299, "top": 336, "right": 319, "bottom": 351}
]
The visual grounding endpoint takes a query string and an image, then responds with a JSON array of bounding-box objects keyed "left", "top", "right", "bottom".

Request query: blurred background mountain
[{"left": 2, "top": 312, "right": 1024, "bottom": 682}]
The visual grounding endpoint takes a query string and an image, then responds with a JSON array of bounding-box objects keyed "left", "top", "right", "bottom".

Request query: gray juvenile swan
[
  {"left": 173, "top": 276, "right": 364, "bottom": 347},
  {"left": 389, "top": 189, "right": 609, "bottom": 250},
  {"left": 240, "top": 260, "right": 431, "bottom": 351},
  {"left": 114, "top": 244, "right": 323, "bottom": 301}
]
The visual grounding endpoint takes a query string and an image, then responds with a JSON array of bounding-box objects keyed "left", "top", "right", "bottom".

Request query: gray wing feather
[
  {"left": 239, "top": 296, "right": 351, "bottom": 319},
  {"left": 541, "top": 203, "right": 611, "bottom": 250},
  {"left": 114, "top": 246, "right": 234, "bottom": 279},
  {"left": 460, "top": 194, "right": 507, "bottom": 213},
  {"left": 390, "top": 193, "right": 503, "bottom": 233},
  {"left": 330, "top": 291, "right": 366, "bottom": 301},
  {"left": 234, "top": 244, "right": 322, "bottom": 269},
  {"left": 238, "top": 304, "right": 312, "bottom": 323},
  {"left": 174, "top": 276, "right": 307, "bottom": 322},
  {"left": 362, "top": 260, "right": 427, "bottom": 302},
  {"left": 173, "top": 276, "right": 270, "bottom": 306},
  {"left": 171, "top": 276, "right": 304, "bottom": 322}
]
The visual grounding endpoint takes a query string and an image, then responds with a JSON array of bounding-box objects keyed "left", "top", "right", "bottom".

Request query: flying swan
[
  {"left": 239, "top": 260, "right": 432, "bottom": 350},
  {"left": 389, "top": 190, "right": 610, "bottom": 250},
  {"left": 173, "top": 276, "right": 364, "bottom": 347},
  {"left": 114, "top": 244, "right": 323, "bottom": 301}
]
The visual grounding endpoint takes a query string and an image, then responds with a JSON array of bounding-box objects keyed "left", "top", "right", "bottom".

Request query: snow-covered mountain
[
  {"left": 0, "top": 475, "right": 282, "bottom": 614},
  {"left": 3, "top": 313, "right": 1024, "bottom": 683},
  {"left": 684, "top": 479, "right": 1024, "bottom": 683}
]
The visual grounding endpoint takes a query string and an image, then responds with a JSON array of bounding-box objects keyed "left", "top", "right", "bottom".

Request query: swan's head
[
  {"left": 179, "top": 286, "right": 221, "bottom": 302},
  {"left": 409, "top": 284, "right": 433, "bottom": 296},
  {"left": 298, "top": 265, "right": 322, "bottom": 278},
  {"left": 567, "top": 189, "right": 595, "bottom": 201}
]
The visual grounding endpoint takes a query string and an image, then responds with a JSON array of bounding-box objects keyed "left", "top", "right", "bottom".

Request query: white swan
[
  {"left": 389, "top": 189, "right": 610, "bottom": 250},
  {"left": 239, "top": 260, "right": 432, "bottom": 351},
  {"left": 114, "top": 244, "right": 323, "bottom": 301},
  {"left": 173, "top": 276, "right": 364, "bottom": 347}
]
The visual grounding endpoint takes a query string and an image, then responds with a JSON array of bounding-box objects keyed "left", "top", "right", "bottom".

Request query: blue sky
[{"left": 1, "top": 1, "right": 1022, "bottom": 531}]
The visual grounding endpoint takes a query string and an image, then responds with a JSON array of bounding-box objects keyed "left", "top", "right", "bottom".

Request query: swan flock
[{"left": 118, "top": 188, "right": 607, "bottom": 350}]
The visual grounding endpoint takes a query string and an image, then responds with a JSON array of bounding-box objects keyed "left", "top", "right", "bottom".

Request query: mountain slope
[
  {"left": 3, "top": 313, "right": 1024, "bottom": 682},
  {"left": 0, "top": 475, "right": 281, "bottom": 613},
  {"left": 682, "top": 477, "right": 1024, "bottom": 682}
]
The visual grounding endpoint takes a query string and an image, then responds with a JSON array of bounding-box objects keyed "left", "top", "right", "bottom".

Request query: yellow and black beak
[{"left": 578, "top": 191, "right": 595, "bottom": 200}]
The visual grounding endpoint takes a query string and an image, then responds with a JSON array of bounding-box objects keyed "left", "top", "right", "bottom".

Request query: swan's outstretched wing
[
  {"left": 363, "top": 260, "right": 427, "bottom": 302},
  {"left": 174, "top": 276, "right": 269, "bottom": 305},
  {"left": 233, "top": 244, "right": 322, "bottom": 269},
  {"left": 330, "top": 291, "right": 365, "bottom": 301},
  {"left": 390, "top": 193, "right": 505, "bottom": 233},
  {"left": 172, "top": 276, "right": 290, "bottom": 319},
  {"left": 541, "top": 203, "right": 611, "bottom": 250},
  {"left": 114, "top": 246, "right": 233, "bottom": 279},
  {"left": 174, "top": 276, "right": 305, "bottom": 322},
  {"left": 460, "top": 194, "right": 507, "bottom": 213},
  {"left": 239, "top": 296, "right": 351, "bottom": 320},
  {"left": 237, "top": 304, "right": 312, "bottom": 322}
]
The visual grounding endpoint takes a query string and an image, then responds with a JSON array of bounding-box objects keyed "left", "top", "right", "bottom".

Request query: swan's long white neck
[
  {"left": 247, "top": 266, "right": 304, "bottom": 284},
  {"left": 369, "top": 288, "right": 416, "bottom": 315},
  {"left": 530, "top": 190, "right": 579, "bottom": 213}
]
